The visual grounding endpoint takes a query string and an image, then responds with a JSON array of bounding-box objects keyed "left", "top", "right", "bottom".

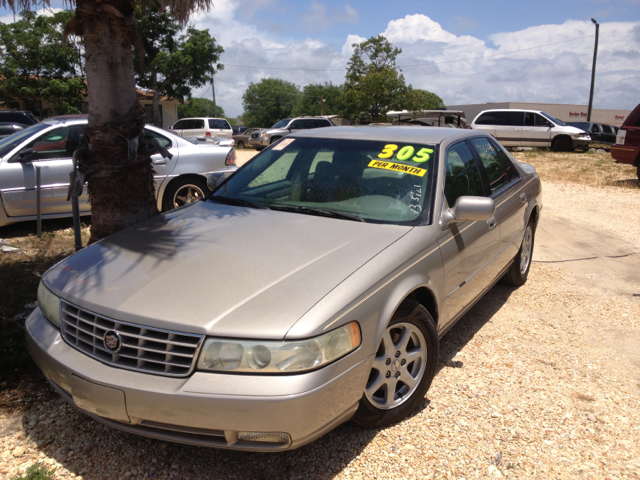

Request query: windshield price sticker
[
  {"left": 368, "top": 159, "right": 427, "bottom": 177},
  {"left": 272, "top": 138, "right": 295, "bottom": 151},
  {"left": 378, "top": 144, "right": 433, "bottom": 163}
]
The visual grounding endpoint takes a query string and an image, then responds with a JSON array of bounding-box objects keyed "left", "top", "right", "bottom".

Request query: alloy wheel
[
  {"left": 520, "top": 225, "right": 533, "bottom": 274},
  {"left": 173, "top": 184, "right": 205, "bottom": 208},
  {"left": 365, "top": 322, "right": 427, "bottom": 410}
]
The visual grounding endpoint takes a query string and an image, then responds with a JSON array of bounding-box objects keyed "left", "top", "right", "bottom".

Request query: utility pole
[
  {"left": 587, "top": 18, "right": 599, "bottom": 122},
  {"left": 211, "top": 70, "right": 216, "bottom": 117}
]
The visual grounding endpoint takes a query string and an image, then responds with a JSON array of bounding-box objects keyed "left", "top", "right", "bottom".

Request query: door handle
[
  {"left": 520, "top": 192, "right": 527, "bottom": 203},
  {"left": 153, "top": 159, "right": 167, "bottom": 165}
]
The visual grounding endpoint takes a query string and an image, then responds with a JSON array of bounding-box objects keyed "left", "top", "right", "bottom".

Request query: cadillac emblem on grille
[{"left": 103, "top": 330, "right": 122, "bottom": 353}]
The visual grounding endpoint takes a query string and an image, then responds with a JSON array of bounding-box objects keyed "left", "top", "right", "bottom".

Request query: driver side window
[
  {"left": 20, "top": 127, "right": 71, "bottom": 161},
  {"left": 444, "top": 141, "right": 485, "bottom": 208}
]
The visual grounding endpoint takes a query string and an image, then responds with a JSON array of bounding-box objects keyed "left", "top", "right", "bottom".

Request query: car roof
[
  {"left": 289, "top": 125, "right": 484, "bottom": 144},
  {"left": 477, "top": 109, "right": 546, "bottom": 114}
]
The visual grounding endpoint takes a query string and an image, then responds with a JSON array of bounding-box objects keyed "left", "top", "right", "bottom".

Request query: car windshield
[
  {"left": 0, "top": 123, "right": 50, "bottom": 158},
  {"left": 271, "top": 118, "right": 292, "bottom": 129},
  {"left": 211, "top": 137, "right": 437, "bottom": 225},
  {"left": 540, "top": 112, "right": 567, "bottom": 126}
]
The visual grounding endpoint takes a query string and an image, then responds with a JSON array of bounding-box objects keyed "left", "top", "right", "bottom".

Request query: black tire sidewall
[
  {"left": 352, "top": 304, "right": 439, "bottom": 428},
  {"left": 162, "top": 176, "right": 209, "bottom": 212}
]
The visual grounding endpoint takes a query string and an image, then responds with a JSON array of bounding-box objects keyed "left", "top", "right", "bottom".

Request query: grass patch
[
  {"left": 512, "top": 150, "right": 639, "bottom": 189},
  {"left": 11, "top": 462, "right": 56, "bottom": 480}
]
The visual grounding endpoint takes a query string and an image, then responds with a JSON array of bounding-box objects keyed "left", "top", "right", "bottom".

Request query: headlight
[
  {"left": 573, "top": 133, "right": 589, "bottom": 138},
  {"left": 197, "top": 322, "right": 361, "bottom": 373},
  {"left": 37, "top": 282, "right": 61, "bottom": 328}
]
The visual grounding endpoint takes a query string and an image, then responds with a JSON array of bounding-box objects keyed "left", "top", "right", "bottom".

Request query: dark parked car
[
  {"left": 567, "top": 122, "right": 617, "bottom": 144},
  {"left": 0, "top": 122, "right": 25, "bottom": 139},
  {"left": 611, "top": 103, "right": 640, "bottom": 182},
  {"left": 0, "top": 110, "right": 38, "bottom": 126}
]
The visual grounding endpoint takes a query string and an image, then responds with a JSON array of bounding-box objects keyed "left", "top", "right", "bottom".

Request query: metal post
[
  {"left": 69, "top": 172, "right": 82, "bottom": 252},
  {"left": 587, "top": 19, "right": 599, "bottom": 122},
  {"left": 211, "top": 71, "right": 216, "bottom": 117},
  {"left": 35, "top": 166, "right": 42, "bottom": 238}
]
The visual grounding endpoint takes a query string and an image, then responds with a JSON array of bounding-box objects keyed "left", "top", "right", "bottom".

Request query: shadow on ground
[{"left": 11, "top": 282, "right": 517, "bottom": 480}]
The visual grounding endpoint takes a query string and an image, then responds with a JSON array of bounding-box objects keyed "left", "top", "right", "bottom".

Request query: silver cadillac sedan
[{"left": 26, "top": 126, "right": 541, "bottom": 451}]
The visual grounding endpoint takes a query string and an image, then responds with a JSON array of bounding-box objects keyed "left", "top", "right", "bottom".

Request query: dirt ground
[{"left": 0, "top": 150, "right": 639, "bottom": 479}]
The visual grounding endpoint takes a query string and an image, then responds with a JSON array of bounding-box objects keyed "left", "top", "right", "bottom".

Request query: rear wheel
[
  {"left": 552, "top": 136, "right": 572, "bottom": 152},
  {"left": 502, "top": 219, "right": 535, "bottom": 286},
  {"left": 353, "top": 303, "right": 438, "bottom": 428},
  {"left": 162, "top": 176, "right": 209, "bottom": 211}
]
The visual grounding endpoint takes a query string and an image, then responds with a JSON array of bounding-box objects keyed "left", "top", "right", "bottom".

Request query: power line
[{"left": 222, "top": 33, "right": 596, "bottom": 73}]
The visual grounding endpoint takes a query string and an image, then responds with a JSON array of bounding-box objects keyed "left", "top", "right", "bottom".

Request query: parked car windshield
[
  {"left": 271, "top": 118, "right": 291, "bottom": 129},
  {"left": 540, "top": 112, "right": 567, "bottom": 126},
  {"left": 212, "top": 137, "right": 437, "bottom": 225},
  {"left": 0, "top": 123, "right": 50, "bottom": 158}
]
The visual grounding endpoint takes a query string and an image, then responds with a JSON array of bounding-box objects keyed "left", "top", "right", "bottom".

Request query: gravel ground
[{"left": 1, "top": 176, "right": 639, "bottom": 479}]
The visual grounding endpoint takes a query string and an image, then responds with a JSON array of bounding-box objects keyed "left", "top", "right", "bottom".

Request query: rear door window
[
  {"left": 444, "top": 141, "right": 485, "bottom": 207},
  {"left": 469, "top": 137, "right": 520, "bottom": 194},
  {"left": 193, "top": 119, "right": 204, "bottom": 129},
  {"left": 289, "top": 120, "right": 305, "bottom": 129}
]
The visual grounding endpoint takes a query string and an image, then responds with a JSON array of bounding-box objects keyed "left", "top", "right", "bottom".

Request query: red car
[{"left": 611, "top": 103, "right": 640, "bottom": 182}]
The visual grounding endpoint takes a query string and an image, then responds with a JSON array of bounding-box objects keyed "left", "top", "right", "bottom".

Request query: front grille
[{"left": 60, "top": 301, "right": 204, "bottom": 377}]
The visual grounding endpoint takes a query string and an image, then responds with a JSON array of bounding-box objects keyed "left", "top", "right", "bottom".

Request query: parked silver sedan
[
  {"left": 0, "top": 118, "right": 237, "bottom": 227},
  {"left": 26, "top": 126, "right": 541, "bottom": 451}
]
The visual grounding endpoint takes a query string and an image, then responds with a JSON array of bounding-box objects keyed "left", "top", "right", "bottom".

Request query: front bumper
[
  {"left": 26, "top": 308, "right": 370, "bottom": 451},
  {"left": 572, "top": 137, "right": 591, "bottom": 149}
]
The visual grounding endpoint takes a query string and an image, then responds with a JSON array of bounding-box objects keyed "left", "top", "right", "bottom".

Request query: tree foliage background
[
  {"left": 0, "top": 10, "right": 86, "bottom": 118},
  {"left": 134, "top": 3, "right": 224, "bottom": 127},
  {"left": 291, "top": 83, "right": 342, "bottom": 117},
  {"left": 241, "top": 78, "right": 301, "bottom": 127}
]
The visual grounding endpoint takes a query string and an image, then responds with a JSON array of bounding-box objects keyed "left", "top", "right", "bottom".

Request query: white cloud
[
  {"left": 337, "top": 4, "right": 359, "bottom": 24},
  {"left": 190, "top": 8, "right": 640, "bottom": 118},
  {"left": 0, "top": 7, "right": 63, "bottom": 23}
]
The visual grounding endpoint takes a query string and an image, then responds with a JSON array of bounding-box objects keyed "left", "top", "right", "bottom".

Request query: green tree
[
  {"left": 2, "top": 0, "right": 217, "bottom": 242},
  {"left": 342, "top": 35, "right": 408, "bottom": 122},
  {"left": 401, "top": 87, "right": 446, "bottom": 113},
  {"left": 292, "top": 82, "right": 343, "bottom": 117},
  {"left": 177, "top": 97, "right": 225, "bottom": 118},
  {"left": 135, "top": 4, "right": 224, "bottom": 127},
  {"left": 242, "top": 79, "right": 301, "bottom": 127},
  {"left": 0, "top": 10, "right": 86, "bottom": 118}
]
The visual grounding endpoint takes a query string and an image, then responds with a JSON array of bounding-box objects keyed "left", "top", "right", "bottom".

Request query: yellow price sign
[
  {"left": 377, "top": 144, "right": 433, "bottom": 163},
  {"left": 368, "top": 159, "right": 427, "bottom": 177}
]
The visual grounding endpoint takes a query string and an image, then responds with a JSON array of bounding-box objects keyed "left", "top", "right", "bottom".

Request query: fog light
[{"left": 237, "top": 431, "right": 290, "bottom": 444}]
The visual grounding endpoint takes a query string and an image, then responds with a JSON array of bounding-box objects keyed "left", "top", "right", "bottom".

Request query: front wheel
[
  {"left": 352, "top": 303, "right": 438, "bottom": 428},
  {"left": 552, "top": 136, "right": 572, "bottom": 152},
  {"left": 162, "top": 177, "right": 209, "bottom": 211},
  {"left": 237, "top": 140, "right": 245, "bottom": 148},
  {"left": 502, "top": 219, "right": 535, "bottom": 285}
]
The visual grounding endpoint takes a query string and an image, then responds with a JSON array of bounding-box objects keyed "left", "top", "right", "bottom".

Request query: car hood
[{"left": 44, "top": 202, "right": 412, "bottom": 339}]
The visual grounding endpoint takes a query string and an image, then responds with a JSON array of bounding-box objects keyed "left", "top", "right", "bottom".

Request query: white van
[
  {"left": 470, "top": 109, "right": 591, "bottom": 151},
  {"left": 170, "top": 117, "right": 233, "bottom": 140}
]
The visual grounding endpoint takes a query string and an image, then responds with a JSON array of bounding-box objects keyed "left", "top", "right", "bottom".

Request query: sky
[{"left": 2, "top": 0, "right": 640, "bottom": 118}]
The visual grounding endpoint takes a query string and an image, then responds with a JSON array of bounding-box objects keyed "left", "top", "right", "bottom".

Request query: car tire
[
  {"left": 162, "top": 176, "right": 209, "bottom": 212},
  {"left": 636, "top": 164, "right": 640, "bottom": 186},
  {"left": 502, "top": 219, "right": 535, "bottom": 286},
  {"left": 352, "top": 303, "right": 438, "bottom": 429},
  {"left": 552, "top": 136, "right": 572, "bottom": 152},
  {"left": 237, "top": 141, "right": 245, "bottom": 149}
]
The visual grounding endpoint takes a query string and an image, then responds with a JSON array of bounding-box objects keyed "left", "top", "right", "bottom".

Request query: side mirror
[
  {"left": 442, "top": 196, "right": 495, "bottom": 229},
  {"left": 207, "top": 170, "right": 235, "bottom": 191},
  {"left": 17, "top": 148, "right": 37, "bottom": 162}
]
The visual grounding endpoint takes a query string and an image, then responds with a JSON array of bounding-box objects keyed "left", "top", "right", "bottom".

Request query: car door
[
  {"left": 494, "top": 111, "right": 524, "bottom": 147},
  {"left": 436, "top": 140, "right": 500, "bottom": 330},
  {"left": 523, "top": 112, "right": 553, "bottom": 148},
  {"left": 590, "top": 123, "right": 604, "bottom": 142},
  {"left": 468, "top": 136, "right": 525, "bottom": 267},
  {"left": 0, "top": 125, "right": 90, "bottom": 217},
  {"left": 146, "top": 128, "right": 179, "bottom": 196}
]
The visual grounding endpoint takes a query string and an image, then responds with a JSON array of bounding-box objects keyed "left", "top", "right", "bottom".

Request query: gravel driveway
[{"left": 1, "top": 178, "right": 639, "bottom": 480}]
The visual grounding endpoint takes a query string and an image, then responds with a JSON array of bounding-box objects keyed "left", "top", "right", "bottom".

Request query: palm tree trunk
[{"left": 80, "top": 0, "right": 158, "bottom": 243}]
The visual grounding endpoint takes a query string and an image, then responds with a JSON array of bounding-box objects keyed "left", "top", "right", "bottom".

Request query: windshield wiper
[
  {"left": 269, "top": 205, "right": 365, "bottom": 222},
  {"left": 208, "top": 196, "right": 269, "bottom": 209}
]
